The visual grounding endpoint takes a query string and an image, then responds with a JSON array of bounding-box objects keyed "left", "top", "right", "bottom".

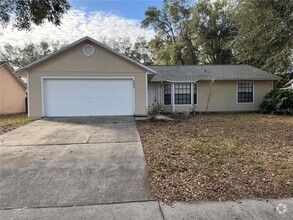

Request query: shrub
[
  {"left": 147, "top": 103, "right": 164, "bottom": 120},
  {"left": 259, "top": 89, "right": 293, "bottom": 116},
  {"left": 170, "top": 111, "right": 190, "bottom": 120}
]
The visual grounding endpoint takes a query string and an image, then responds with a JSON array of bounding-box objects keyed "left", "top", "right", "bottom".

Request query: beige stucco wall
[
  {"left": 155, "top": 80, "right": 273, "bottom": 112},
  {"left": 197, "top": 80, "right": 272, "bottom": 112},
  {"left": 27, "top": 40, "right": 148, "bottom": 118},
  {"left": 0, "top": 65, "right": 26, "bottom": 114}
]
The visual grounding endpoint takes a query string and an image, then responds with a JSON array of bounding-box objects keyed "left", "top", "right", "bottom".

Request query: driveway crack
[{"left": 158, "top": 202, "right": 166, "bottom": 220}]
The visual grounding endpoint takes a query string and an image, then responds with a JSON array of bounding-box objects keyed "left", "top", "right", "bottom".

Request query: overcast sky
[{"left": 0, "top": 0, "right": 160, "bottom": 47}]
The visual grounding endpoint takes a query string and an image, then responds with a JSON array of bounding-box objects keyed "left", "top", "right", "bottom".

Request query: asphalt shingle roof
[{"left": 148, "top": 65, "right": 280, "bottom": 82}]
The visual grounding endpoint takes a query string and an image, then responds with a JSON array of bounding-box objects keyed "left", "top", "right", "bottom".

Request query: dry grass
[
  {"left": 137, "top": 113, "right": 293, "bottom": 202},
  {"left": 0, "top": 113, "right": 32, "bottom": 135}
]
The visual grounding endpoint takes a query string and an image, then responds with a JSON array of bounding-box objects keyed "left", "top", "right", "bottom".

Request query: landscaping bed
[
  {"left": 136, "top": 113, "right": 293, "bottom": 202},
  {"left": 0, "top": 113, "right": 32, "bottom": 135}
]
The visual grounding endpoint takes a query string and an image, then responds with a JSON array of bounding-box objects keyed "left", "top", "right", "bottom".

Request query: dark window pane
[
  {"left": 193, "top": 84, "right": 197, "bottom": 105},
  {"left": 175, "top": 94, "right": 191, "bottom": 104},
  {"left": 164, "top": 84, "right": 171, "bottom": 105},
  {"left": 237, "top": 82, "right": 253, "bottom": 103},
  {"left": 174, "top": 83, "right": 191, "bottom": 104}
]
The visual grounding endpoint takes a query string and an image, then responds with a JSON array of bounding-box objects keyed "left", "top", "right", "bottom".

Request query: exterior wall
[
  {"left": 155, "top": 80, "right": 273, "bottom": 112},
  {"left": 27, "top": 40, "right": 148, "bottom": 118},
  {"left": 0, "top": 65, "right": 26, "bottom": 114},
  {"left": 197, "top": 80, "right": 272, "bottom": 112}
]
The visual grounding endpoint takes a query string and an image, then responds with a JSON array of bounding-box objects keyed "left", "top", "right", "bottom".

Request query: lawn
[
  {"left": 0, "top": 113, "right": 32, "bottom": 135},
  {"left": 136, "top": 113, "right": 293, "bottom": 202}
]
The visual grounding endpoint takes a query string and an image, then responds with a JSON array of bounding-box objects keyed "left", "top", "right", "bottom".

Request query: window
[
  {"left": 164, "top": 84, "right": 171, "bottom": 105},
  {"left": 175, "top": 84, "right": 191, "bottom": 104},
  {"left": 237, "top": 82, "right": 253, "bottom": 103},
  {"left": 193, "top": 84, "right": 197, "bottom": 105}
]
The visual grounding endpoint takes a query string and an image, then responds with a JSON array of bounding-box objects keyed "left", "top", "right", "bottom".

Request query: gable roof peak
[{"left": 15, "top": 36, "right": 156, "bottom": 74}]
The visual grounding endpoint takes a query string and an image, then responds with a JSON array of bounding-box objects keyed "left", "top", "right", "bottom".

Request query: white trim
[
  {"left": 41, "top": 78, "right": 45, "bottom": 117},
  {"left": 145, "top": 74, "right": 148, "bottom": 111},
  {"left": 158, "top": 82, "right": 161, "bottom": 104},
  {"left": 133, "top": 81, "right": 136, "bottom": 114},
  {"left": 171, "top": 83, "right": 175, "bottom": 112},
  {"left": 41, "top": 77, "right": 135, "bottom": 117},
  {"left": 15, "top": 36, "right": 156, "bottom": 74},
  {"left": 41, "top": 76, "right": 135, "bottom": 79},
  {"left": 191, "top": 83, "right": 194, "bottom": 106},
  {"left": 82, "top": 44, "right": 95, "bottom": 57},
  {"left": 162, "top": 82, "right": 198, "bottom": 109},
  {"left": 165, "top": 80, "right": 198, "bottom": 83},
  {"left": 27, "top": 72, "right": 30, "bottom": 117},
  {"left": 191, "top": 83, "right": 199, "bottom": 107},
  {"left": 236, "top": 81, "right": 255, "bottom": 104}
]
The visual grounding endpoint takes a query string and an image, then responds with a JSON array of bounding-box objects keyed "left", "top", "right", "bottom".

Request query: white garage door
[{"left": 43, "top": 78, "right": 134, "bottom": 116}]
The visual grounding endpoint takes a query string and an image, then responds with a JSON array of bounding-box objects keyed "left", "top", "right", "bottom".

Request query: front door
[{"left": 148, "top": 83, "right": 157, "bottom": 107}]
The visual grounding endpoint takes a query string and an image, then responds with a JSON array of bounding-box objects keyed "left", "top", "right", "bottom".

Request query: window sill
[{"left": 237, "top": 102, "right": 254, "bottom": 104}]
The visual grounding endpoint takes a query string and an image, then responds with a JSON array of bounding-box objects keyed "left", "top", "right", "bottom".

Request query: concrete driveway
[
  {"left": 0, "top": 116, "right": 161, "bottom": 218},
  {"left": 2, "top": 117, "right": 291, "bottom": 220}
]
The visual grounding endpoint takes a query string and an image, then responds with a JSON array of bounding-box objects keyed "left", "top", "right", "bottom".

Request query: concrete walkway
[{"left": 0, "top": 199, "right": 292, "bottom": 219}]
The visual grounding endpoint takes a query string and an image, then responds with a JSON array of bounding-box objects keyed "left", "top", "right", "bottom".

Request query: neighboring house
[
  {"left": 15, "top": 37, "right": 279, "bottom": 118},
  {"left": 284, "top": 79, "right": 293, "bottom": 89},
  {"left": 0, "top": 61, "right": 27, "bottom": 114}
]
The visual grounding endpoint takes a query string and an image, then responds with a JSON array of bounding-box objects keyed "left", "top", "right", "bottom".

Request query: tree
[
  {"left": 104, "top": 37, "right": 154, "bottom": 65},
  {"left": 0, "top": 41, "right": 66, "bottom": 67},
  {"left": 142, "top": 0, "right": 198, "bottom": 65},
  {"left": 232, "top": 0, "right": 293, "bottom": 72},
  {"left": 0, "top": 0, "right": 70, "bottom": 30},
  {"left": 194, "top": 0, "right": 236, "bottom": 64}
]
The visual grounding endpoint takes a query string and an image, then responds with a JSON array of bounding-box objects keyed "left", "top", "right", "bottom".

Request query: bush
[
  {"left": 170, "top": 111, "right": 190, "bottom": 120},
  {"left": 259, "top": 89, "right": 293, "bottom": 116},
  {"left": 147, "top": 103, "right": 164, "bottom": 120}
]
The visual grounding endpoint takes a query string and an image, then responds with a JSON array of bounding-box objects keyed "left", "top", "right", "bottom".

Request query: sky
[
  {"left": 0, "top": 0, "right": 162, "bottom": 47},
  {"left": 70, "top": 0, "right": 162, "bottom": 20}
]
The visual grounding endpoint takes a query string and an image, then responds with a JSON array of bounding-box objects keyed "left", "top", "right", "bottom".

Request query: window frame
[
  {"left": 174, "top": 83, "right": 192, "bottom": 105},
  {"left": 163, "top": 83, "right": 171, "bottom": 106},
  {"left": 236, "top": 81, "right": 254, "bottom": 104},
  {"left": 193, "top": 83, "right": 198, "bottom": 105}
]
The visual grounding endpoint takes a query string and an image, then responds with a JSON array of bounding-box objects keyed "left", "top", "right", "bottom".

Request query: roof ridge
[{"left": 149, "top": 64, "right": 250, "bottom": 67}]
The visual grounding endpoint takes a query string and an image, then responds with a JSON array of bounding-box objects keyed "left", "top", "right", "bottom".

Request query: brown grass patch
[
  {"left": 0, "top": 113, "right": 32, "bottom": 135},
  {"left": 137, "top": 113, "right": 293, "bottom": 202}
]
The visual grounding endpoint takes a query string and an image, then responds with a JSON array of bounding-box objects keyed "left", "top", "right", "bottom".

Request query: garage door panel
[{"left": 43, "top": 79, "right": 133, "bottom": 116}]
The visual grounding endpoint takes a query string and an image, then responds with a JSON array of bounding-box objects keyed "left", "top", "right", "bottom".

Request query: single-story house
[
  {"left": 15, "top": 36, "right": 279, "bottom": 118},
  {"left": 0, "top": 61, "right": 27, "bottom": 114}
]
